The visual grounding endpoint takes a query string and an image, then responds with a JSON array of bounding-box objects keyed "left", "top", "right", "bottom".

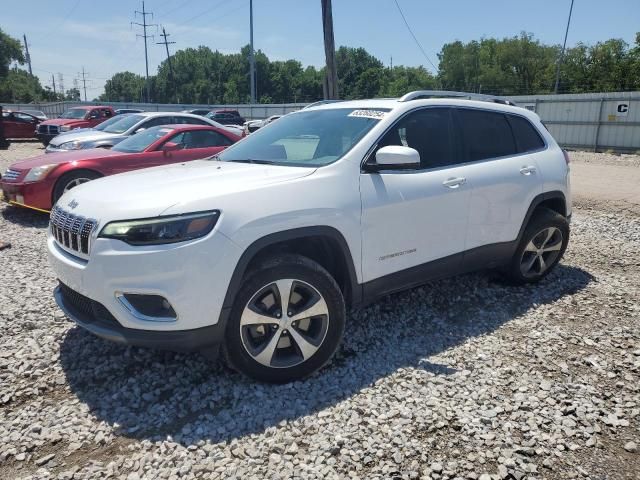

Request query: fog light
[{"left": 116, "top": 293, "right": 177, "bottom": 321}]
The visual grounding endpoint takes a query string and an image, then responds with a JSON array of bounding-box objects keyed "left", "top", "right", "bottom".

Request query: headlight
[
  {"left": 59, "top": 125, "right": 72, "bottom": 132},
  {"left": 99, "top": 211, "right": 220, "bottom": 246},
  {"left": 24, "top": 164, "right": 58, "bottom": 182},
  {"left": 59, "top": 141, "right": 83, "bottom": 150}
]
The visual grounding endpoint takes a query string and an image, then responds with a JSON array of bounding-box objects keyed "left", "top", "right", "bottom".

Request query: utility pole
[
  {"left": 554, "top": 0, "right": 575, "bottom": 94},
  {"left": 321, "top": 0, "right": 339, "bottom": 99},
  {"left": 249, "top": 0, "right": 256, "bottom": 104},
  {"left": 132, "top": 1, "right": 156, "bottom": 103},
  {"left": 23, "top": 34, "right": 32, "bottom": 75},
  {"left": 157, "top": 27, "right": 178, "bottom": 103},
  {"left": 51, "top": 74, "right": 56, "bottom": 95},
  {"left": 78, "top": 67, "right": 88, "bottom": 102}
]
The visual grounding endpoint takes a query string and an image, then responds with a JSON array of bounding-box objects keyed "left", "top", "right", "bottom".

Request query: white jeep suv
[{"left": 48, "top": 91, "right": 571, "bottom": 383}]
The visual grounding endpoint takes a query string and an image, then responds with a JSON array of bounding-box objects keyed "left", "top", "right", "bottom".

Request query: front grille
[
  {"left": 50, "top": 205, "right": 97, "bottom": 255},
  {"left": 2, "top": 168, "right": 21, "bottom": 181},
  {"left": 38, "top": 125, "right": 59, "bottom": 135},
  {"left": 58, "top": 282, "right": 120, "bottom": 327}
]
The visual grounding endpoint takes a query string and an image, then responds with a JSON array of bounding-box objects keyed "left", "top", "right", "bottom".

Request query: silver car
[{"left": 45, "top": 112, "right": 242, "bottom": 153}]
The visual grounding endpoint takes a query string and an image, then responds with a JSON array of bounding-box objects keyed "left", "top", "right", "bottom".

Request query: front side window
[
  {"left": 138, "top": 116, "right": 174, "bottom": 131},
  {"left": 184, "top": 130, "right": 231, "bottom": 148},
  {"left": 507, "top": 115, "right": 545, "bottom": 153},
  {"left": 376, "top": 108, "right": 456, "bottom": 169},
  {"left": 59, "top": 108, "right": 88, "bottom": 119},
  {"left": 112, "top": 126, "right": 175, "bottom": 153},
  {"left": 218, "top": 108, "right": 386, "bottom": 167},
  {"left": 457, "top": 109, "right": 517, "bottom": 162}
]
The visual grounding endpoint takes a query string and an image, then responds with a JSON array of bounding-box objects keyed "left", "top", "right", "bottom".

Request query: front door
[{"left": 360, "top": 107, "right": 471, "bottom": 284}]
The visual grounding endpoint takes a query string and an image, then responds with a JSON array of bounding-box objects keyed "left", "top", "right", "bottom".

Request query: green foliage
[
  {"left": 0, "top": 68, "right": 57, "bottom": 102},
  {"left": 0, "top": 28, "right": 24, "bottom": 78},
  {"left": 99, "top": 71, "right": 145, "bottom": 102},
  {"left": 438, "top": 32, "right": 640, "bottom": 94}
]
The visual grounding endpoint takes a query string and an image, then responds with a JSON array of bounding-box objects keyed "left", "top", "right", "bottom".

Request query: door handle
[
  {"left": 520, "top": 166, "right": 537, "bottom": 176},
  {"left": 442, "top": 177, "right": 466, "bottom": 189}
]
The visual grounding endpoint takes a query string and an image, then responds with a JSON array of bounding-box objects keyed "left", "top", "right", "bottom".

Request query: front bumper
[
  {"left": 36, "top": 132, "right": 57, "bottom": 144},
  {"left": 0, "top": 180, "right": 52, "bottom": 212},
  {"left": 47, "top": 229, "right": 242, "bottom": 345},
  {"left": 54, "top": 284, "right": 224, "bottom": 352}
]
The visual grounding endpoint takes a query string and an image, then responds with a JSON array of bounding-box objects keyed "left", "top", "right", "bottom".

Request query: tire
[
  {"left": 223, "top": 254, "right": 346, "bottom": 383},
  {"left": 52, "top": 170, "right": 101, "bottom": 206},
  {"left": 505, "top": 207, "right": 570, "bottom": 284}
]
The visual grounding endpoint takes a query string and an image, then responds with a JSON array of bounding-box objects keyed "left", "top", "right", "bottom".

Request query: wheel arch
[
  {"left": 219, "top": 226, "right": 361, "bottom": 327},
  {"left": 517, "top": 191, "right": 567, "bottom": 244},
  {"left": 51, "top": 167, "right": 104, "bottom": 206}
]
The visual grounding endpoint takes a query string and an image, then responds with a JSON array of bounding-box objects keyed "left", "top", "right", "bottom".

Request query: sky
[{"left": 3, "top": 0, "right": 640, "bottom": 99}]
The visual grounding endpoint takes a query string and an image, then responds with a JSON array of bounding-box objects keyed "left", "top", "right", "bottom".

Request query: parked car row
[{"left": 1, "top": 107, "right": 243, "bottom": 211}]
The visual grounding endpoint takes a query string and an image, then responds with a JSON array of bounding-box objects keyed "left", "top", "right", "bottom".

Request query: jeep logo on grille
[{"left": 68, "top": 199, "right": 79, "bottom": 209}]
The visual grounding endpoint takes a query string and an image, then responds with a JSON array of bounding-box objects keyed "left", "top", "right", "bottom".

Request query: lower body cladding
[{"left": 47, "top": 231, "right": 243, "bottom": 353}]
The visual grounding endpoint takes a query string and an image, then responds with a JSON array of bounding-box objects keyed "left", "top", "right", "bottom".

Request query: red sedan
[
  {"left": 2, "top": 110, "right": 42, "bottom": 139},
  {"left": 0, "top": 124, "right": 240, "bottom": 212}
]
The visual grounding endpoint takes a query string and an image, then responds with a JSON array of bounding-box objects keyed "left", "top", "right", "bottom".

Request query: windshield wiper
[{"left": 231, "top": 158, "right": 275, "bottom": 165}]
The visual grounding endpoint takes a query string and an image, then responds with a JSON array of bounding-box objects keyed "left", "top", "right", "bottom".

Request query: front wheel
[
  {"left": 506, "top": 207, "right": 570, "bottom": 284},
  {"left": 52, "top": 170, "right": 101, "bottom": 206},
  {"left": 223, "top": 254, "right": 345, "bottom": 383}
]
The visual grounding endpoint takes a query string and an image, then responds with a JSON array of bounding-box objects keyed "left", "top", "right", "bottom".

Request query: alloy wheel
[
  {"left": 520, "top": 226, "right": 563, "bottom": 278},
  {"left": 63, "top": 177, "right": 91, "bottom": 193},
  {"left": 239, "top": 279, "right": 330, "bottom": 368}
]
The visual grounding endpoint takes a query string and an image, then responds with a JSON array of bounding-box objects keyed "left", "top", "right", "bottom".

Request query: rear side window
[
  {"left": 457, "top": 109, "right": 516, "bottom": 162},
  {"left": 507, "top": 115, "right": 545, "bottom": 153},
  {"left": 177, "top": 116, "right": 209, "bottom": 125}
]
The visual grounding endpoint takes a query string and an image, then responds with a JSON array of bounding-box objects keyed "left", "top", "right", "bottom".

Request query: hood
[
  {"left": 41, "top": 118, "right": 86, "bottom": 126},
  {"left": 10, "top": 148, "right": 121, "bottom": 171},
  {"left": 57, "top": 160, "right": 315, "bottom": 222},
  {"left": 49, "top": 130, "right": 122, "bottom": 147}
]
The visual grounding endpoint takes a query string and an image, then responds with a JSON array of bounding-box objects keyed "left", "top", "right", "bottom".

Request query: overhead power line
[
  {"left": 132, "top": 1, "right": 157, "bottom": 102},
  {"left": 392, "top": 0, "right": 438, "bottom": 73}
]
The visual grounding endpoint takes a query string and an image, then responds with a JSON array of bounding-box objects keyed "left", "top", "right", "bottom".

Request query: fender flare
[
  {"left": 218, "top": 226, "right": 361, "bottom": 327},
  {"left": 516, "top": 191, "right": 567, "bottom": 243}
]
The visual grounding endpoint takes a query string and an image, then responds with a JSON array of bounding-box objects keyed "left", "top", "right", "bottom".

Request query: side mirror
[
  {"left": 134, "top": 127, "right": 146, "bottom": 134},
  {"left": 162, "top": 142, "right": 181, "bottom": 154},
  {"left": 368, "top": 145, "right": 420, "bottom": 171}
]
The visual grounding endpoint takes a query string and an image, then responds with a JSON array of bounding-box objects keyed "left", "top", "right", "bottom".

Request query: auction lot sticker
[{"left": 348, "top": 109, "right": 387, "bottom": 120}]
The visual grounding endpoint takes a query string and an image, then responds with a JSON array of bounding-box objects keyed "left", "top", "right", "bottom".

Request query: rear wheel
[
  {"left": 223, "top": 254, "right": 345, "bottom": 383},
  {"left": 506, "top": 207, "right": 569, "bottom": 284},
  {"left": 52, "top": 170, "right": 101, "bottom": 206}
]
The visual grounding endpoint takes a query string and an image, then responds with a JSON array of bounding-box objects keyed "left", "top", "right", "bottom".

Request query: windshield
[
  {"left": 94, "top": 115, "right": 129, "bottom": 131},
  {"left": 99, "top": 114, "right": 144, "bottom": 134},
  {"left": 217, "top": 108, "right": 387, "bottom": 167},
  {"left": 59, "top": 108, "right": 87, "bottom": 119},
  {"left": 112, "top": 126, "right": 174, "bottom": 153}
]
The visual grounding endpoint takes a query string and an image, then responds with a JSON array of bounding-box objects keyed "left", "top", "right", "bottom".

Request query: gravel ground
[{"left": 1, "top": 142, "right": 639, "bottom": 480}]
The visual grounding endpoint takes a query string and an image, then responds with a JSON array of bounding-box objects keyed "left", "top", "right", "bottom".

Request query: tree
[
  {"left": 99, "top": 71, "right": 145, "bottom": 102},
  {"left": 0, "top": 28, "right": 25, "bottom": 77},
  {"left": 65, "top": 88, "right": 81, "bottom": 101}
]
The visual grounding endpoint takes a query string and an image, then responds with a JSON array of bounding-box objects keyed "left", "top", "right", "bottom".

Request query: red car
[
  {"left": 36, "top": 106, "right": 116, "bottom": 146},
  {"left": 1, "top": 124, "right": 240, "bottom": 212},
  {"left": 2, "top": 110, "right": 42, "bottom": 139}
]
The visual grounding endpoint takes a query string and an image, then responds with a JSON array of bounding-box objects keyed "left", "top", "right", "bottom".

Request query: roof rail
[{"left": 399, "top": 90, "right": 517, "bottom": 106}]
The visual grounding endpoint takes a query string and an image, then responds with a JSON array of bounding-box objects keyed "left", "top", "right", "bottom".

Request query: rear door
[
  {"left": 455, "top": 108, "right": 543, "bottom": 251},
  {"left": 2, "top": 113, "right": 19, "bottom": 137}
]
